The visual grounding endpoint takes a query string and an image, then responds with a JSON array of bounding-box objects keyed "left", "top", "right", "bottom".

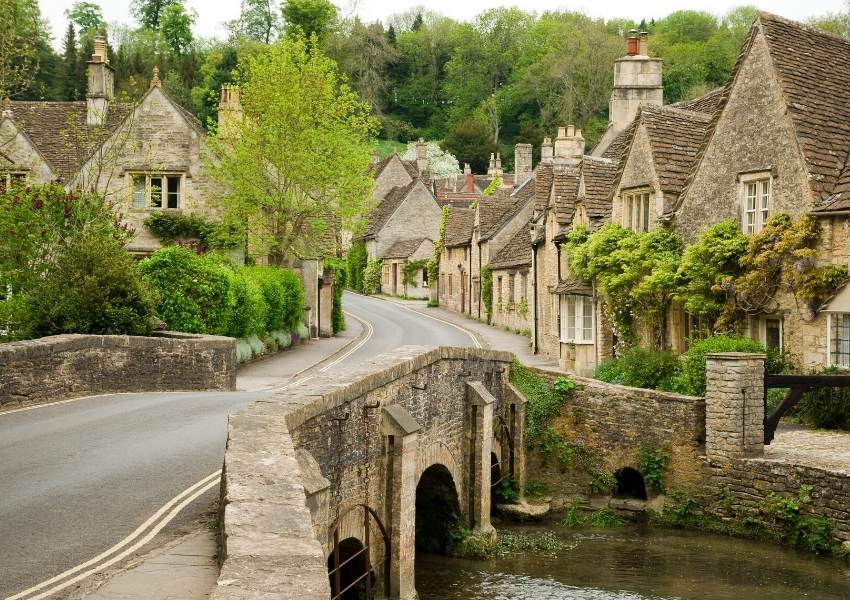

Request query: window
[
  {"left": 560, "top": 295, "right": 594, "bottom": 344},
  {"left": 130, "top": 173, "right": 182, "bottom": 209},
  {"left": 620, "top": 190, "right": 651, "bottom": 232},
  {"left": 422, "top": 266, "right": 429, "bottom": 287},
  {"left": 382, "top": 264, "right": 390, "bottom": 285},
  {"left": 683, "top": 313, "right": 710, "bottom": 346},
  {"left": 829, "top": 313, "right": 850, "bottom": 368},
  {"left": 749, "top": 315, "right": 782, "bottom": 351},
  {"left": 449, "top": 274, "right": 453, "bottom": 296},
  {"left": 520, "top": 273, "right": 527, "bottom": 301},
  {"left": 508, "top": 274, "right": 516, "bottom": 305},
  {"left": 0, "top": 172, "right": 27, "bottom": 192},
  {"left": 497, "top": 276, "right": 503, "bottom": 306},
  {"left": 741, "top": 175, "right": 771, "bottom": 234}
]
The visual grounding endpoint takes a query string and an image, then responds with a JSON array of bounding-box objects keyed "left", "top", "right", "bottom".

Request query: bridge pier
[{"left": 467, "top": 382, "right": 496, "bottom": 538}]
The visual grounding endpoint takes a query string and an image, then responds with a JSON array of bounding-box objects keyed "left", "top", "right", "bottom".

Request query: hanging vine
[{"left": 428, "top": 205, "right": 450, "bottom": 283}]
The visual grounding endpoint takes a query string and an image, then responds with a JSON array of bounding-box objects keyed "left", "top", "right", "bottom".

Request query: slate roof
[
  {"left": 480, "top": 177, "right": 536, "bottom": 242},
  {"left": 756, "top": 12, "right": 850, "bottom": 205},
  {"left": 640, "top": 106, "right": 713, "bottom": 195},
  {"left": 444, "top": 207, "right": 475, "bottom": 247},
  {"left": 363, "top": 180, "right": 418, "bottom": 238},
  {"left": 670, "top": 88, "right": 725, "bottom": 115},
  {"left": 489, "top": 225, "right": 532, "bottom": 270},
  {"left": 8, "top": 100, "right": 134, "bottom": 181},
  {"left": 581, "top": 156, "right": 618, "bottom": 219},
  {"left": 534, "top": 163, "right": 554, "bottom": 211},
  {"left": 381, "top": 237, "right": 430, "bottom": 259},
  {"left": 552, "top": 166, "right": 581, "bottom": 225},
  {"left": 554, "top": 278, "right": 593, "bottom": 296}
]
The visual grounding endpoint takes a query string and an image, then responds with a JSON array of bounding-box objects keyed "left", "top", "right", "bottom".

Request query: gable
[
  {"left": 674, "top": 29, "right": 812, "bottom": 243},
  {"left": 380, "top": 181, "right": 441, "bottom": 248},
  {"left": 373, "top": 155, "right": 415, "bottom": 200},
  {"left": 0, "top": 117, "right": 55, "bottom": 182}
]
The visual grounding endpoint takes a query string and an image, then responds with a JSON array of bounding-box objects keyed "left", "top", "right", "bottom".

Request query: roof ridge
[
  {"left": 757, "top": 10, "right": 850, "bottom": 48},
  {"left": 640, "top": 104, "right": 714, "bottom": 122}
]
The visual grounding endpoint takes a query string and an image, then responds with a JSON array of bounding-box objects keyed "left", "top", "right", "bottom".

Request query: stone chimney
[
  {"left": 515, "top": 143, "right": 532, "bottom": 186},
  {"left": 553, "top": 125, "right": 585, "bottom": 165},
  {"left": 1, "top": 97, "right": 11, "bottom": 120},
  {"left": 592, "top": 29, "right": 662, "bottom": 155},
  {"left": 464, "top": 163, "right": 474, "bottom": 193},
  {"left": 541, "top": 137, "right": 554, "bottom": 165},
  {"left": 416, "top": 138, "right": 428, "bottom": 174},
  {"left": 218, "top": 84, "right": 243, "bottom": 136},
  {"left": 86, "top": 35, "right": 114, "bottom": 127}
]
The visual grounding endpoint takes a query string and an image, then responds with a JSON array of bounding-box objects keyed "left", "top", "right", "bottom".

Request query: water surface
[{"left": 416, "top": 524, "right": 850, "bottom": 599}]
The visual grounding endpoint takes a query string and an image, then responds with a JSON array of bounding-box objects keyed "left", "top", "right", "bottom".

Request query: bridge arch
[
  {"left": 327, "top": 504, "right": 390, "bottom": 600},
  {"left": 614, "top": 467, "right": 648, "bottom": 500},
  {"left": 415, "top": 463, "right": 462, "bottom": 554}
]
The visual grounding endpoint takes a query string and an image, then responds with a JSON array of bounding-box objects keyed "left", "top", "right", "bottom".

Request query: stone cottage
[
  {"left": 668, "top": 12, "right": 850, "bottom": 368},
  {"left": 0, "top": 37, "right": 218, "bottom": 256},
  {"left": 439, "top": 207, "right": 475, "bottom": 313},
  {"left": 380, "top": 237, "right": 433, "bottom": 299}
]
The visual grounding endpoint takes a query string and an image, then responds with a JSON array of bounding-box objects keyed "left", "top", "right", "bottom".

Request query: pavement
[{"left": 0, "top": 292, "right": 476, "bottom": 600}]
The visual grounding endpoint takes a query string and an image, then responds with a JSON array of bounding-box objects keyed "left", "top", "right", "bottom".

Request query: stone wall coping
[
  {"left": 527, "top": 365, "right": 705, "bottom": 405},
  {"left": 277, "top": 345, "right": 513, "bottom": 432},
  {"left": 709, "top": 455, "right": 850, "bottom": 478},
  {"left": 705, "top": 352, "right": 767, "bottom": 360},
  {"left": 0, "top": 331, "right": 235, "bottom": 362}
]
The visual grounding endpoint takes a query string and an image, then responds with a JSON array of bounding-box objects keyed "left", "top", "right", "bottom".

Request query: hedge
[{"left": 139, "top": 247, "right": 305, "bottom": 342}]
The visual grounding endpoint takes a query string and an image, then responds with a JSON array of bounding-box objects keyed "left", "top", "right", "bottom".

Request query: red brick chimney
[
  {"left": 627, "top": 29, "right": 638, "bottom": 56},
  {"left": 464, "top": 163, "right": 473, "bottom": 193}
]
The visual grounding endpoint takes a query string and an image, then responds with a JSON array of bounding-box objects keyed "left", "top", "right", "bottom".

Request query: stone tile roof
[
  {"left": 478, "top": 188, "right": 517, "bottom": 238},
  {"left": 9, "top": 100, "right": 134, "bottom": 181},
  {"left": 374, "top": 154, "right": 419, "bottom": 181},
  {"left": 670, "top": 88, "right": 725, "bottom": 115},
  {"left": 756, "top": 12, "right": 850, "bottom": 204},
  {"left": 553, "top": 277, "right": 593, "bottom": 296},
  {"left": 489, "top": 225, "right": 531, "bottom": 270},
  {"left": 444, "top": 207, "right": 475, "bottom": 247},
  {"left": 436, "top": 191, "right": 477, "bottom": 207},
  {"left": 581, "top": 156, "right": 618, "bottom": 219},
  {"left": 534, "top": 163, "right": 554, "bottom": 211},
  {"left": 641, "top": 105, "right": 713, "bottom": 195},
  {"left": 480, "top": 178, "right": 535, "bottom": 242},
  {"left": 600, "top": 121, "right": 637, "bottom": 163},
  {"left": 363, "top": 180, "right": 417, "bottom": 238},
  {"left": 552, "top": 166, "right": 581, "bottom": 226},
  {"left": 381, "top": 237, "right": 430, "bottom": 259}
]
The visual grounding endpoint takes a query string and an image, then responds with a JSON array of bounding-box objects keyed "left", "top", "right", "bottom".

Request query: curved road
[{"left": 0, "top": 292, "right": 475, "bottom": 599}]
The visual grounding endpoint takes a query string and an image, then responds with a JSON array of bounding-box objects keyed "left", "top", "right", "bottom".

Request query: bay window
[{"left": 560, "top": 294, "right": 594, "bottom": 344}]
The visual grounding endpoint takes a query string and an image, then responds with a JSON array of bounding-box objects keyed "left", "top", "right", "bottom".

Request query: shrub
[
  {"left": 346, "top": 238, "right": 367, "bottom": 292},
  {"left": 138, "top": 246, "right": 236, "bottom": 335},
  {"left": 674, "top": 334, "right": 768, "bottom": 396},
  {"left": 594, "top": 347, "right": 680, "bottom": 391},
  {"left": 243, "top": 266, "right": 304, "bottom": 333},
  {"left": 796, "top": 367, "right": 850, "bottom": 430},
  {"left": 510, "top": 361, "right": 571, "bottom": 439},
  {"left": 363, "top": 258, "right": 383, "bottom": 294},
  {"left": 227, "top": 270, "right": 267, "bottom": 338},
  {"left": 22, "top": 236, "right": 157, "bottom": 337},
  {"left": 144, "top": 211, "right": 240, "bottom": 250}
]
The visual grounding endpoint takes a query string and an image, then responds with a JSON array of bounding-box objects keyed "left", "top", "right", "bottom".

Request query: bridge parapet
[{"left": 213, "top": 346, "right": 516, "bottom": 600}]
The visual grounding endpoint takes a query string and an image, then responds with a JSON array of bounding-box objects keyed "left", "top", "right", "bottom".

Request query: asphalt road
[{"left": 0, "top": 292, "right": 475, "bottom": 599}]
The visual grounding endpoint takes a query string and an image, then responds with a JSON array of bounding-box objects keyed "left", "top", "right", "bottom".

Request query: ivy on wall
[
  {"left": 481, "top": 263, "right": 493, "bottom": 322},
  {"left": 402, "top": 259, "right": 429, "bottom": 288},
  {"left": 427, "top": 205, "right": 450, "bottom": 284},
  {"left": 144, "top": 211, "right": 240, "bottom": 251}
]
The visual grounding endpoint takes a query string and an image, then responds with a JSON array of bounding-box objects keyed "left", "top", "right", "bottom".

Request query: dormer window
[
  {"left": 620, "top": 189, "right": 651, "bottom": 232},
  {"left": 131, "top": 173, "right": 182, "bottom": 209},
  {"left": 740, "top": 173, "right": 771, "bottom": 234}
]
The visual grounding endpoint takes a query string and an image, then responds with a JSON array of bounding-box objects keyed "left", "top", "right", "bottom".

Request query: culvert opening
[
  {"left": 415, "top": 463, "right": 461, "bottom": 554},
  {"left": 327, "top": 537, "right": 373, "bottom": 600},
  {"left": 614, "top": 467, "right": 648, "bottom": 500}
]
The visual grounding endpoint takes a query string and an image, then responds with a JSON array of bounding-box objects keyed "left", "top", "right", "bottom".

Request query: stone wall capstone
[{"left": 0, "top": 332, "right": 236, "bottom": 408}]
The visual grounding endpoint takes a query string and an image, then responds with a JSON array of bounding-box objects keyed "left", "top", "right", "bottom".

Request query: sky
[{"left": 38, "top": 0, "right": 848, "bottom": 48}]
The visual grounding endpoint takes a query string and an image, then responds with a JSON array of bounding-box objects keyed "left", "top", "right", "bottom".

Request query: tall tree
[
  {"left": 66, "top": 1, "right": 104, "bottom": 34},
  {"left": 131, "top": 0, "right": 180, "bottom": 30},
  {"left": 281, "top": 0, "right": 337, "bottom": 39},
  {"left": 208, "top": 35, "right": 377, "bottom": 262},
  {"left": 160, "top": 2, "right": 195, "bottom": 55},
  {"left": 61, "top": 23, "right": 78, "bottom": 100},
  {"left": 441, "top": 118, "right": 496, "bottom": 173},
  {"left": 229, "top": 0, "right": 280, "bottom": 43},
  {"left": 0, "top": 0, "right": 48, "bottom": 98}
]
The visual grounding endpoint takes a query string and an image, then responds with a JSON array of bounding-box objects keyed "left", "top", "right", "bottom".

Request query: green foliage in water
[
  {"left": 636, "top": 443, "right": 670, "bottom": 492},
  {"left": 496, "top": 531, "right": 569, "bottom": 557},
  {"left": 561, "top": 500, "right": 625, "bottom": 529}
]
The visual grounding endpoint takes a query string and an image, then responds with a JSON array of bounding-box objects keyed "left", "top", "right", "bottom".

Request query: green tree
[
  {"left": 131, "top": 0, "right": 180, "bottom": 30},
  {"left": 281, "top": 0, "right": 337, "bottom": 39},
  {"left": 61, "top": 22, "right": 79, "bottom": 100},
  {"left": 208, "top": 34, "right": 377, "bottom": 263},
  {"left": 229, "top": 0, "right": 280, "bottom": 43},
  {"left": 160, "top": 2, "right": 195, "bottom": 55},
  {"left": 811, "top": 0, "right": 850, "bottom": 36},
  {"left": 65, "top": 1, "right": 104, "bottom": 34},
  {"left": 441, "top": 118, "right": 497, "bottom": 173},
  {"left": 0, "top": 0, "right": 48, "bottom": 98}
]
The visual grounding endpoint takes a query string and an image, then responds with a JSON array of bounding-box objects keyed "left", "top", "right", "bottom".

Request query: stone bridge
[{"left": 213, "top": 346, "right": 524, "bottom": 600}]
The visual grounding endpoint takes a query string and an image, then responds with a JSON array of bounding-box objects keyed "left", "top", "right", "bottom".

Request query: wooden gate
[{"left": 764, "top": 374, "right": 850, "bottom": 443}]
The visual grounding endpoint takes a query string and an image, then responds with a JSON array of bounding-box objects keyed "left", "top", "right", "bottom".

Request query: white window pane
[
  {"left": 566, "top": 296, "right": 576, "bottom": 341},
  {"left": 133, "top": 176, "right": 145, "bottom": 208},
  {"left": 582, "top": 297, "right": 593, "bottom": 341}
]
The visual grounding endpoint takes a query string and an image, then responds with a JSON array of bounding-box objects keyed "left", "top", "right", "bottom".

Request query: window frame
[
  {"left": 828, "top": 313, "right": 850, "bottom": 369},
  {"left": 749, "top": 314, "right": 783, "bottom": 352},
  {"left": 620, "top": 188, "right": 652, "bottom": 232},
  {"left": 739, "top": 172, "right": 772, "bottom": 234},
  {"left": 559, "top": 294, "right": 595, "bottom": 345},
  {"left": 129, "top": 172, "right": 184, "bottom": 210}
]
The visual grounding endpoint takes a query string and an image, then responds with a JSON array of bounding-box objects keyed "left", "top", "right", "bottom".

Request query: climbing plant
[
  {"left": 482, "top": 175, "right": 502, "bottom": 197},
  {"left": 363, "top": 258, "right": 383, "bottom": 294},
  {"left": 427, "top": 205, "right": 450, "bottom": 284},
  {"left": 402, "top": 259, "right": 429, "bottom": 288},
  {"left": 481, "top": 264, "right": 493, "bottom": 322},
  {"left": 144, "top": 211, "right": 240, "bottom": 251},
  {"left": 346, "top": 237, "right": 367, "bottom": 293}
]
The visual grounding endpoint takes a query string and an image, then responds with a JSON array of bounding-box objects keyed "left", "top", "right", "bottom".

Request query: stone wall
[
  {"left": 522, "top": 365, "right": 706, "bottom": 507},
  {"left": 214, "top": 346, "right": 516, "bottom": 600},
  {"left": 0, "top": 332, "right": 235, "bottom": 408}
]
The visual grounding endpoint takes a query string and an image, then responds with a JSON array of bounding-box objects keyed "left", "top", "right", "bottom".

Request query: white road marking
[
  {"left": 318, "top": 310, "right": 374, "bottom": 372},
  {"left": 384, "top": 300, "right": 482, "bottom": 349},
  {"left": 6, "top": 470, "right": 222, "bottom": 600}
]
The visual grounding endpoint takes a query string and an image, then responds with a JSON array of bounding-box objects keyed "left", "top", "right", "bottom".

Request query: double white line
[{"left": 7, "top": 471, "right": 222, "bottom": 600}]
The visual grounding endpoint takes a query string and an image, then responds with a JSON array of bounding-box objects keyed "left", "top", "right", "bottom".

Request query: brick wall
[{"left": 0, "top": 332, "right": 235, "bottom": 408}]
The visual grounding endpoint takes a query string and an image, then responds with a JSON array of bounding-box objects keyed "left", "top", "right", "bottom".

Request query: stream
[{"left": 416, "top": 524, "right": 850, "bottom": 599}]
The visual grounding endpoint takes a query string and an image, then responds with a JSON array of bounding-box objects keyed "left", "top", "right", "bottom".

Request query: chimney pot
[{"left": 638, "top": 31, "right": 649, "bottom": 56}]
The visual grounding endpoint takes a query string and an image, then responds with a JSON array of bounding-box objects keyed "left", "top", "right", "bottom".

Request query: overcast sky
[{"left": 38, "top": 0, "right": 848, "bottom": 48}]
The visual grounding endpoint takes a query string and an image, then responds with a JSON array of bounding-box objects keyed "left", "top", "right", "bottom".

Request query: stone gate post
[
  {"left": 466, "top": 382, "right": 496, "bottom": 536},
  {"left": 381, "top": 405, "right": 420, "bottom": 600},
  {"left": 704, "top": 352, "right": 765, "bottom": 461}
]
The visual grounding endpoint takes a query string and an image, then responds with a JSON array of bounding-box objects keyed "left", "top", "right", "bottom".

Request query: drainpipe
[
  {"left": 477, "top": 241, "right": 482, "bottom": 320},
  {"left": 468, "top": 245, "right": 473, "bottom": 315},
  {"left": 532, "top": 243, "right": 539, "bottom": 354}
]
